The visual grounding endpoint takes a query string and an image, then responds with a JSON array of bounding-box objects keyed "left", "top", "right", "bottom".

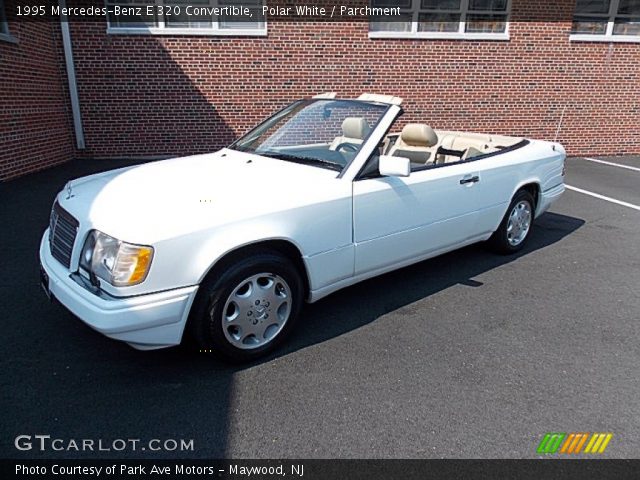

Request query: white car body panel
[
  {"left": 353, "top": 160, "right": 483, "bottom": 275},
  {"left": 39, "top": 98, "right": 566, "bottom": 349},
  {"left": 53, "top": 150, "right": 353, "bottom": 298}
]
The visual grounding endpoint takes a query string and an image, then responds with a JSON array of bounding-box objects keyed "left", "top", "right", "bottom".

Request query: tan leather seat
[
  {"left": 388, "top": 124, "right": 439, "bottom": 165},
  {"left": 436, "top": 134, "right": 495, "bottom": 163},
  {"left": 329, "top": 117, "right": 370, "bottom": 151},
  {"left": 462, "top": 146, "right": 485, "bottom": 160}
]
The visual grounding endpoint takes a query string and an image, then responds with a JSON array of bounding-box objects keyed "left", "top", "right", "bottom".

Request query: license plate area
[{"left": 40, "top": 263, "right": 51, "bottom": 301}]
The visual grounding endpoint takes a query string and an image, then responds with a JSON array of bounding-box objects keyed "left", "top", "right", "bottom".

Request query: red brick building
[
  {"left": 0, "top": 17, "right": 75, "bottom": 179},
  {"left": 1, "top": 0, "right": 639, "bottom": 180}
]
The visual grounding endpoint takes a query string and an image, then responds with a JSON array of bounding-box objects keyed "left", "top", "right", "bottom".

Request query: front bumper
[{"left": 39, "top": 231, "right": 198, "bottom": 350}]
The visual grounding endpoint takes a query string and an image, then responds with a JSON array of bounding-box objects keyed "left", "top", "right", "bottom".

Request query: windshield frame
[{"left": 228, "top": 99, "right": 392, "bottom": 174}]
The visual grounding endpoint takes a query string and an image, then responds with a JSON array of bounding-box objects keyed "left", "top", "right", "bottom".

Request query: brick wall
[
  {"left": 67, "top": 2, "right": 640, "bottom": 161},
  {"left": 0, "top": 21, "right": 75, "bottom": 180},
  {"left": 2, "top": 0, "right": 640, "bottom": 180}
]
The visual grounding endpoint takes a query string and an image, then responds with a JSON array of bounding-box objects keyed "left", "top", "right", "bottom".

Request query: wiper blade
[
  {"left": 258, "top": 151, "right": 342, "bottom": 172},
  {"left": 230, "top": 145, "right": 250, "bottom": 153}
]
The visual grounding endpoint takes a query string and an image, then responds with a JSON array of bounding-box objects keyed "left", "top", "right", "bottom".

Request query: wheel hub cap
[
  {"left": 220, "top": 273, "right": 292, "bottom": 350},
  {"left": 506, "top": 200, "right": 532, "bottom": 247}
]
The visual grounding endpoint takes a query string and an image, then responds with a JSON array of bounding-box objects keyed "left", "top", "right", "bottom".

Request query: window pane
[
  {"left": 370, "top": 13, "right": 413, "bottom": 32},
  {"left": 421, "top": 0, "right": 461, "bottom": 10},
  {"left": 613, "top": 18, "right": 640, "bottom": 34},
  {"left": 372, "top": 0, "right": 511, "bottom": 35},
  {"left": 465, "top": 14, "right": 507, "bottom": 32},
  {"left": 164, "top": 16, "right": 213, "bottom": 29},
  {"left": 219, "top": 0, "right": 264, "bottom": 29},
  {"left": 468, "top": 0, "right": 508, "bottom": 11},
  {"left": 164, "top": 0, "right": 212, "bottom": 28},
  {"left": 219, "top": 19, "right": 264, "bottom": 30},
  {"left": 617, "top": 0, "right": 640, "bottom": 14},
  {"left": 0, "top": 1, "right": 7, "bottom": 35},
  {"left": 571, "top": 16, "right": 608, "bottom": 33},
  {"left": 107, "top": 15, "right": 156, "bottom": 28},
  {"left": 574, "top": 0, "right": 611, "bottom": 14},
  {"left": 372, "top": 0, "right": 412, "bottom": 7},
  {"left": 418, "top": 13, "right": 460, "bottom": 31}
]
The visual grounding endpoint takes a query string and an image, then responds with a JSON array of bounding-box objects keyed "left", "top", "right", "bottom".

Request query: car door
[
  {"left": 352, "top": 161, "right": 484, "bottom": 275},
  {"left": 470, "top": 153, "right": 529, "bottom": 236}
]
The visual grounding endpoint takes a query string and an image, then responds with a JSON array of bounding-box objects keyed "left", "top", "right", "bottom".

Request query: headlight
[{"left": 80, "top": 230, "right": 154, "bottom": 287}]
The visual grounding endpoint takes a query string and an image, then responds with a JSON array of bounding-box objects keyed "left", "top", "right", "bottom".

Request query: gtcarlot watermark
[{"left": 14, "top": 435, "right": 194, "bottom": 453}]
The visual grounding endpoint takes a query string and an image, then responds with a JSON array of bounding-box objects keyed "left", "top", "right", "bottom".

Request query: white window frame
[
  {"left": 106, "top": 0, "right": 267, "bottom": 36},
  {"left": 368, "top": 0, "right": 511, "bottom": 40},
  {"left": 571, "top": 0, "right": 640, "bottom": 43}
]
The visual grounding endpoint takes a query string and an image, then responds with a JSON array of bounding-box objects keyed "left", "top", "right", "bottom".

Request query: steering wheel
[{"left": 334, "top": 143, "right": 359, "bottom": 154}]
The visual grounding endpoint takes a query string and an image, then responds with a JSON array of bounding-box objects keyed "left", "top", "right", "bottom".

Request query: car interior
[
  {"left": 384, "top": 124, "right": 524, "bottom": 167},
  {"left": 329, "top": 117, "right": 371, "bottom": 153},
  {"left": 327, "top": 117, "right": 525, "bottom": 177}
]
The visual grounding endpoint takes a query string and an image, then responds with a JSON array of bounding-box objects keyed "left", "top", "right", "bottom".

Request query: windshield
[{"left": 229, "top": 100, "right": 389, "bottom": 172}]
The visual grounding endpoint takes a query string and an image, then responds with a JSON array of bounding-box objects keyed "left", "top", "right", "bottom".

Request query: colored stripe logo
[{"left": 537, "top": 433, "right": 612, "bottom": 454}]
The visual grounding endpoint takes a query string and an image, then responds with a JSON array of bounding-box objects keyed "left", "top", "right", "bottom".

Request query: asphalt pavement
[{"left": 1, "top": 156, "right": 638, "bottom": 459}]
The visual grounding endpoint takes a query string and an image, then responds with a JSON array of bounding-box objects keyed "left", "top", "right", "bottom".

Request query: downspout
[{"left": 59, "top": 0, "right": 85, "bottom": 150}]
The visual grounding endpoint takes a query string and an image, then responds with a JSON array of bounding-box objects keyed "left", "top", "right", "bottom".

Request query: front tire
[
  {"left": 188, "top": 252, "right": 303, "bottom": 362},
  {"left": 487, "top": 190, "right": 535, "bottom": 254}
]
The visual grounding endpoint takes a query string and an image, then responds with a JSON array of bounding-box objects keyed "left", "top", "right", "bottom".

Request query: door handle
[{"left": 460, "top": 175, "right": 480, "bottom": 185}]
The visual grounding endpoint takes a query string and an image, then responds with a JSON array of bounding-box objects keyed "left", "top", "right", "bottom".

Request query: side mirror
[{"left": 379, "top": 155, "right": 410, "bottom": 177}]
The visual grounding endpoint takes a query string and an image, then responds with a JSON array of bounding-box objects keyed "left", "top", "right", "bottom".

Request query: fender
[{"left": 195, "top": 233, "right": 309, "bottom": 284}]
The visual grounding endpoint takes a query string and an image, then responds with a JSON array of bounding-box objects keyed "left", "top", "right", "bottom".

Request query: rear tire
[
  {"left": 188, "top": 251, "right": 303, "bottom": 362},
  {"left": 487, "top": 190, "right": 535, "bottom": 254}
]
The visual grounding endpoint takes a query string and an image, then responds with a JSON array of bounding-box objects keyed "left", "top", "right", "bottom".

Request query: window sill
[
  {"left": 106, "top": 27, "right": 267, "bottom": 37},
  {"left": 570, "top": 34, "right": 640, "bottom": 43},
  {"left": 368, "top": 31, "right": 509, "bottom": 41},
  {"left": 0, "top": 32, "right": 18, "bottom": 44}
]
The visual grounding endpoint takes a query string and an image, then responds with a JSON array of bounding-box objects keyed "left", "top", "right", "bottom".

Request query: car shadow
[{"left": 268, "top": 211, "right": 584, "bottom": 359}]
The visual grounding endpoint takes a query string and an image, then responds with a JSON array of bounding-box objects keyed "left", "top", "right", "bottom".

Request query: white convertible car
[{"left": 40, "top": 93, "right": 566, "bottom": 361}]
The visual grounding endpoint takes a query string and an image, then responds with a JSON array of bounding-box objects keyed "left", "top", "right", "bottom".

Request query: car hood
[{"left": 56, "top": 149, "right": 345, "bottom": 243}]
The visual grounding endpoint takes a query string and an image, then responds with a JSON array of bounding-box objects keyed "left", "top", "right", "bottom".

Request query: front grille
[{"left": 49, "top": 202, "right": 79, "bottom": 268}]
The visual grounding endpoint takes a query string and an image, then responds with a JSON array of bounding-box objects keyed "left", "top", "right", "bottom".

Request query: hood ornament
[{"left": 65, "top": 182, "right": 75, "bottom": 200}]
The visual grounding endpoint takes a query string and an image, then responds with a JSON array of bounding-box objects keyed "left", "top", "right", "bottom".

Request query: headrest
[
  {"left": 342, "top": 117, "right": 371, "bottom": 140},
  {"left": 401, "top": 124, "right": 438, "bottom": 147}
]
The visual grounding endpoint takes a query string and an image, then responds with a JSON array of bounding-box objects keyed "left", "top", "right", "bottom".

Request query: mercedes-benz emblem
[{"left": 65, "top": 182, "right": 74, "bottom": 200}]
